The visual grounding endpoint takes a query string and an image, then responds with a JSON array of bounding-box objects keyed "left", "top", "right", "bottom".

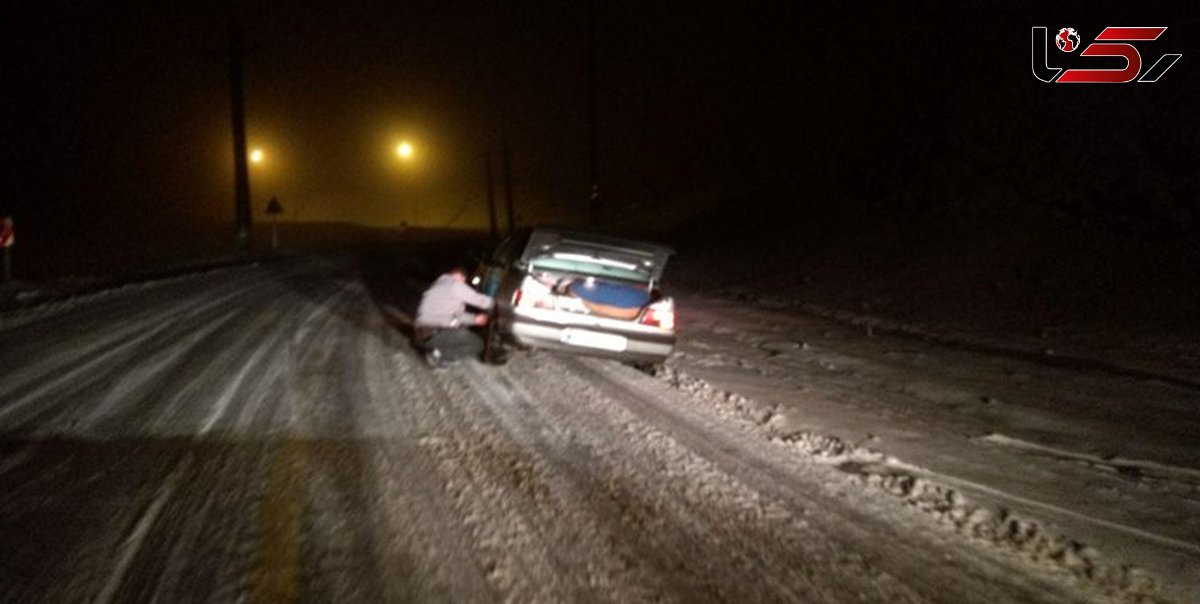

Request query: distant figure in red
[
  {"left": 0, "top": 216, "right": 12, "bottom": 283},
  {"left": 0, "top": 217, "right": 13, "bottom": 247}
]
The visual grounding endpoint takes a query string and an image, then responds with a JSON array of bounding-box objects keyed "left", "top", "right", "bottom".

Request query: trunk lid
[{"left": 519, "top": 229, "right": 673, "bottom": 282}]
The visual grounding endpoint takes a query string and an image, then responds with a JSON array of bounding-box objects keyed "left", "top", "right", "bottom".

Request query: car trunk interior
[{"left": 518, "top": 265, "right": 666, "bottom": 321}]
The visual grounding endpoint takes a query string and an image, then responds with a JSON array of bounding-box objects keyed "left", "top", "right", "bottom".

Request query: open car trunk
[
  {"left": 519, "top": 229, "right": 673, "bottom": 283},
  {"left": 495, "top": 228, "right": 677, "bottom": 361},
  {"left": 516, "top": 268, "right": 663, "bottom": 322}
]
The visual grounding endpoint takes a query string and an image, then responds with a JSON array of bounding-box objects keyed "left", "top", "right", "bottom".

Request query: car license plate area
[{"left": 560, "top": 328, "right": 627, "bottom": 352}]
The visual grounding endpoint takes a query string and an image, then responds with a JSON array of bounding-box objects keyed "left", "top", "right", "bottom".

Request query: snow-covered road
[
  {"left": 670, "top": 293, "right": 1200, "bottom": 603},
  {"left": 0, "top": 253, "right": 1182, "bottom": 602}
]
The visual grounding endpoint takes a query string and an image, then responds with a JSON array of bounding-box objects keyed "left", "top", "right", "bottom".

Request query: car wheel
[{"left": 483, "top": 310, "right": 508, "bottom": 365}]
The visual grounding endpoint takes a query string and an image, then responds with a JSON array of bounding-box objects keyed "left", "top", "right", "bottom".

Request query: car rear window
[{"left": 529, "top": 254, "right": 651, "bottom": 282}]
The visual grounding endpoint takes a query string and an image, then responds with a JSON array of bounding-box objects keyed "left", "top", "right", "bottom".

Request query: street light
[
  {"left": 249, "top": 148, "right": 265, "bottom": 164},
  {"left": 396, "top": 141, "right": 414, "bottom": 160}
]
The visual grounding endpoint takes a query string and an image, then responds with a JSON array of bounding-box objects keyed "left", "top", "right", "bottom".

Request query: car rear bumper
[{"left": 507, "top": 313, "right": 675, "bottom": 363}]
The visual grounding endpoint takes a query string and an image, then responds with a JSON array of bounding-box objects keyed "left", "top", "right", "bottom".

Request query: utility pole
[
  {"left": 587, "top": 0, "right": 601, "bottom": 228},
  {"left": 501, "top": 148, "right": 515, "bottom": 235},
  {"left": 228, "top": 17, "right": 252, "bottom": 251},
  {"left": 484, "top": 149, "right": 516, "bottom": 238},
  {"left": 484, "top": 152, "right": 498, "bottom": 240},
  {"left": 266, "top": 196, "right": 283, "bottom": 252}
]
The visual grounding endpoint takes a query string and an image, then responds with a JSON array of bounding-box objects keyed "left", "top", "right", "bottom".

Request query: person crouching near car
[{"left": 414, "top": 266, "right": 495, "bottom": 366}]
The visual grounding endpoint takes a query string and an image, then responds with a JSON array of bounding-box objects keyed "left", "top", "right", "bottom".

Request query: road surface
[{"left": 0, "top": 252, "right": 1161, "bottom": 602}]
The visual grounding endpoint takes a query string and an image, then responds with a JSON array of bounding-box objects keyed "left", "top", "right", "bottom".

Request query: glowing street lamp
[
  {"left": 249, "top": 148, "right": 265, "bottom": 164},
  {"left": 395, "top": 141, "right": 414, "bottom": 160}
]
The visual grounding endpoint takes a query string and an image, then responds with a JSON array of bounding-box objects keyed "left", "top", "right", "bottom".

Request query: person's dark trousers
[{"left": 425, "top": 328, "right": 484, "bottom": 362}]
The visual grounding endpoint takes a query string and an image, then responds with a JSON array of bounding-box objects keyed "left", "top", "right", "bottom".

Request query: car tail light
[
  {"left": 640, "top": 298, "right": 675, "bottom": 330},
  {"left": 513, "top": 277, "right": 556, "bottom": 309}
]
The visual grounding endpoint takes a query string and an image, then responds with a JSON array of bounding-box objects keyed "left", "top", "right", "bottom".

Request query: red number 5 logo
[{"left": 1032, "top": 26, "right": 1181, "bottom": 84}]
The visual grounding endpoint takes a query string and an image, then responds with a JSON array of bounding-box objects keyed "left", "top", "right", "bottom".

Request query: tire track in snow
[
  {"left": 455, "top": 360, "right": 677, "bottom": 599},
  {"left": 219, "top": 280, "right": 364, "bottom": 436},
  {"left": 199, "top": 328, "right": 289, "bottom": 436},
  {"left": 81, "top": 308, "right": 244, "bottom": 431},
  {"left": 978, "top": 433, "right": 1200, "bottom": 484},
  {"left": 0, "top": 273, "right": 273, "bottom": 406},
  {"left": 649, "top": 359, "right": 1188, "bottom": 601},
  {"left": 141, "top": 291, "right": 336, "bottom": 436},
  {"left": 457, "top": 354, "right": 935, "bottom": 603},
  {"left": 557, "top": 355, "right": 1083, "bottom": 604},
  {"left": 0, "top": 280, "right": 280, "bottom": 429},
  {"left": 94, "top": 452, "right": 194, "bottom": 604},
  {"left": 352, "top": 306, "right": 500, "bottom": 601},
  {"left": 242, "top": 279, "right": 400, "bottom": 602},
  {"left": 137, "top": 444, "right": 269, "bottom": 602},
  {"left": 502, "top": 354, "right": 924, "bottom": 603},
  {"left": 893, "top": 453, "right": 1200, "bottom": 558}
]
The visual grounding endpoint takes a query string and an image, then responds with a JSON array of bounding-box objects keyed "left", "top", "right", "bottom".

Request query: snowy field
[{"left": 0, "top": 250, "right": 1195, "bottom": 602}]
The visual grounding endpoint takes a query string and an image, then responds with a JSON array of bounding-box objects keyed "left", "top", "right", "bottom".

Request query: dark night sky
[{"left": 3, "top": 1, "right": 1198, "bottom": 248}]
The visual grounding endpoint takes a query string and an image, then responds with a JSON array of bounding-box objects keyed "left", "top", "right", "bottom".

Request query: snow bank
[{"left": 651, "top": 363, "right": 1167, "bottom": 601}]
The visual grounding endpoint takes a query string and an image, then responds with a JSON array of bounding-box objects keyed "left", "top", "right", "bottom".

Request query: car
[{"left": 474, "top": 227, "right": 676, "bottom": 365}]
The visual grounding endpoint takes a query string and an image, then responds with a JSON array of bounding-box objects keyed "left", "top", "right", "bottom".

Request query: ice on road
[{"left": 0, "top": 254, "right": 1172, "bottom": 602}]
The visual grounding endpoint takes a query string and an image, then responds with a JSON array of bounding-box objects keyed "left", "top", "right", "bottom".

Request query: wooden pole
[
  {"left": 502, "top": 148, "right": 515, "bottom": 235},
  {"left": 485, "top": 152, "right": 498, "bottom": 239},
  {"left": 229, "top": 17, "right": 252, "bottom": 251}
]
